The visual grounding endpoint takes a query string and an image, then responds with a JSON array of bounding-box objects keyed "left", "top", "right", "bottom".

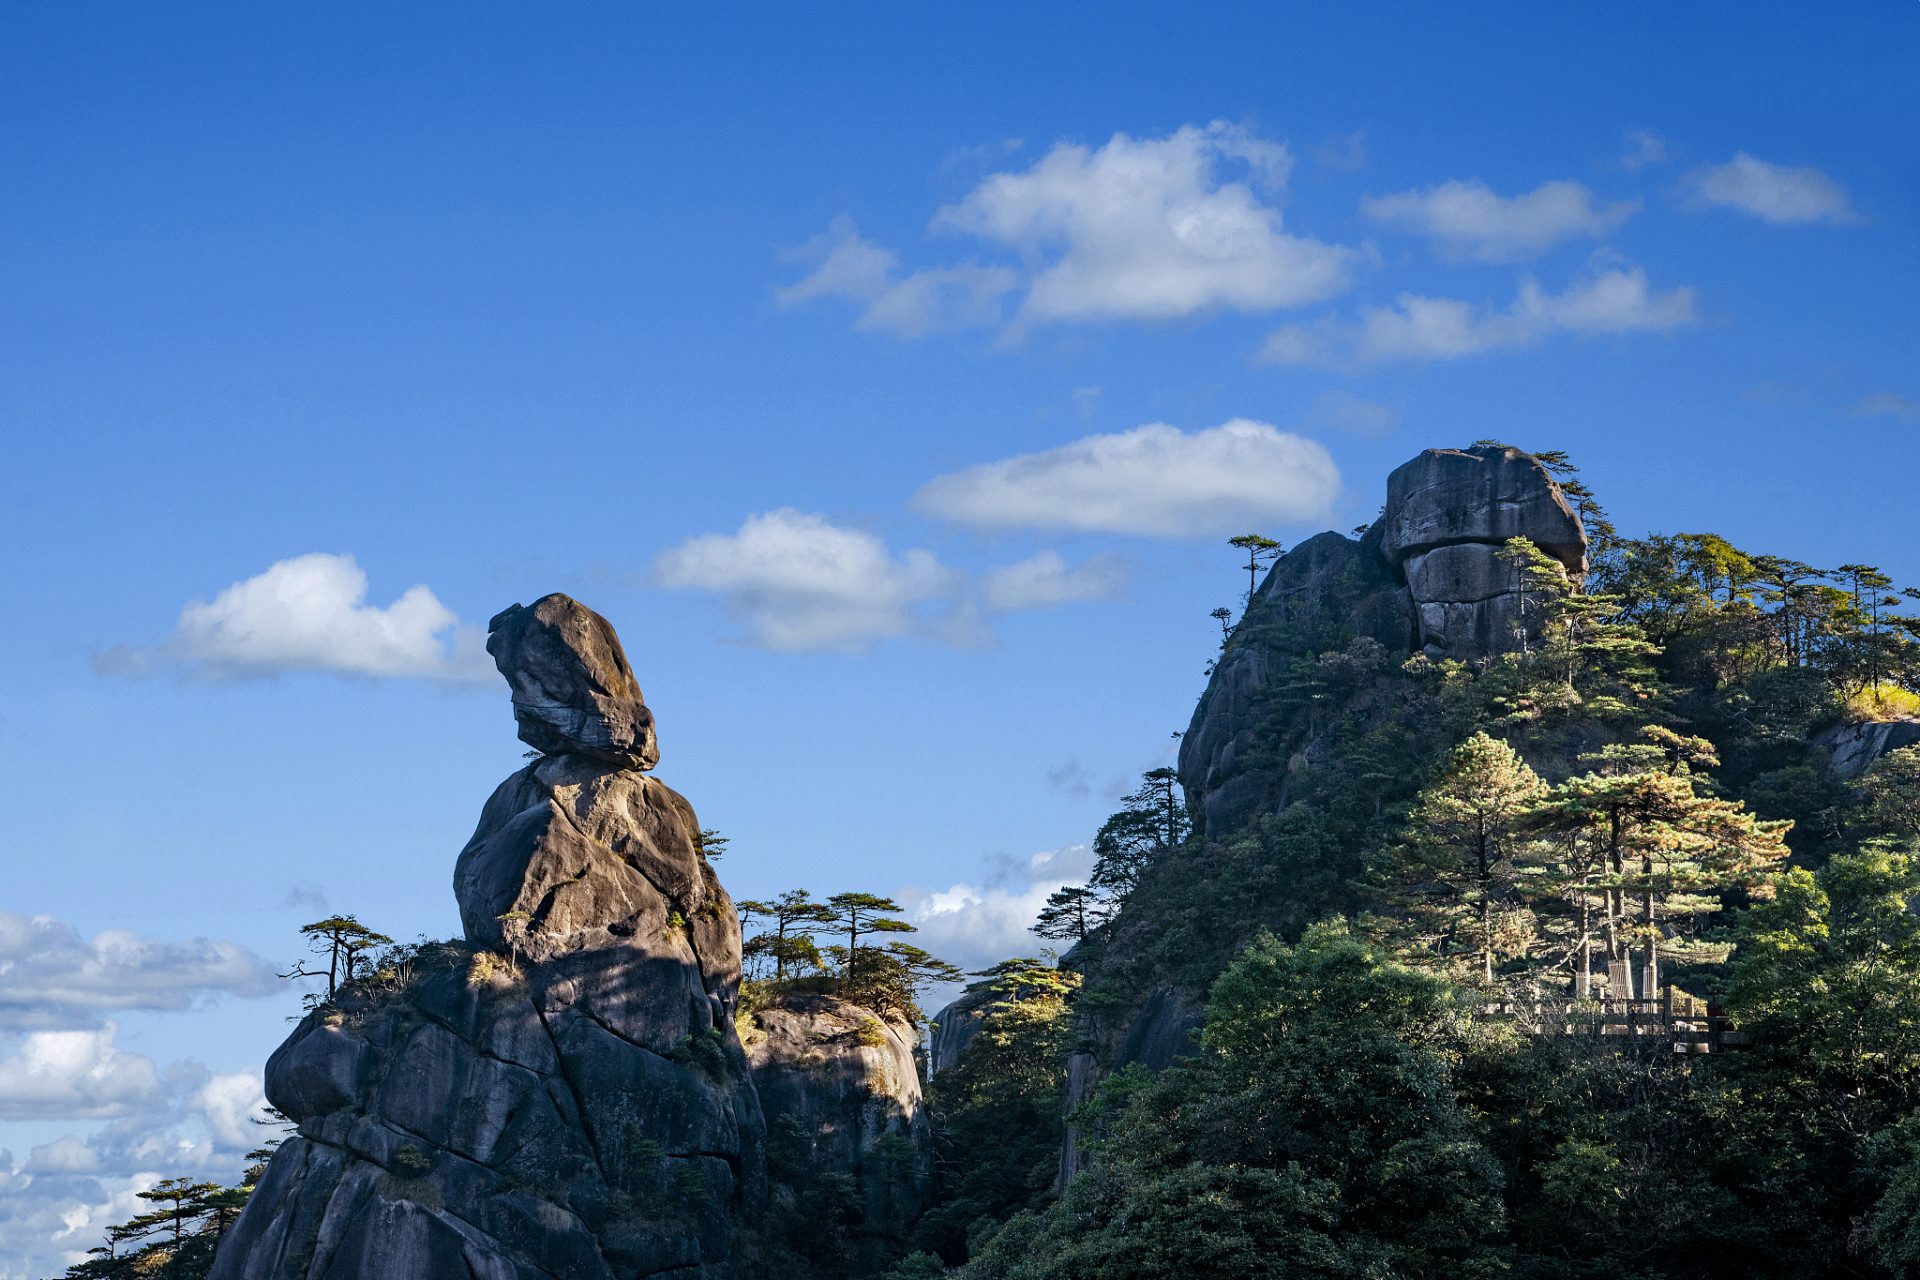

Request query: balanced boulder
[{"left": 488, "top": 595, "right": 659, "bottom": 770}]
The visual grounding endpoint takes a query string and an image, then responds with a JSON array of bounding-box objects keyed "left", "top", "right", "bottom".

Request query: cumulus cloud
[
  {"left": 1306, "top": 390, "right": 1401, "bottom": 438},
  {"left": 0, "top": 913, "right": 281, "bottom": 1032},
  {"left": 937, "top": 121, "right": 1353, "bottom": 324},
  {"left": 1361, "top": 178, "right": 1639, "bottom": 262},
  {"left": 897, "top": 842, "right": 1097, "bottom": 1009},
  {"left": 0, "top": 916, "right": 278, "bottom": 1273},
  {"left": 1682, "top": 153, "right": 1859, "bottom": 225},
  {"left": 979, "top": 551, "right": 1128, "bottom": 612},
  {"left": 0, "top": 1026, "right": 165, "bottom": 1122},
  {"left": 93, "top": 553, "right": 495, "bottom": 685},
  {"left": 776, "top": 215, "right": 1018, "bottom": 338},
  {"left": 0, "top": 1057, "right": 269, "bottom": 1275},
  {"left": 1260, "top": 262, "right": 1695, "bottom": 368},
  {"left": 913, "top": 420, "right": 1340, "bottom": 538},
  {"left": 653, "top": 509, "right": 968, "bottom": 653},
  {"left": 653, "top": 511, "right": 1124, "bottom": 653},
  {"left": 780, "top": 122, "right": 1356, "bottom": 338},
  {"left": 1854, "top": 392, "right": 1919, "bottom": 423}
]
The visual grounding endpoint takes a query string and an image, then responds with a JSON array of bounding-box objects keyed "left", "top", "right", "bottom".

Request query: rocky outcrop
[
  {"left": 743, "top": 993, "right": 931, "bottom": 1234},
  {"left": 925, "top": 986, "right": 995, "bottom": 1078},
  {"left": 1814, "top": 719, "right": 1920, "bottom": 780},
  {"left": 489, "top": 596, "right": 660, "bottom": 771},
  {"left": 1179, "top": 446, "right": 1589, "bottom": 839},
  {"left": 215, "top": 596, "right": 763, "bottom": 1280},
  {"left": 1179, "top": 531, "right": 1414, "bottom": 837},
  {"left": 1381, "top": 446, "right": 1585, "bottom": 657}
]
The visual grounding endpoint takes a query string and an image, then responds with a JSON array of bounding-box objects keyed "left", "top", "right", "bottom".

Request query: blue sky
[{"left": 0, "top": 2, "right": 1915, "bottom": 1271}]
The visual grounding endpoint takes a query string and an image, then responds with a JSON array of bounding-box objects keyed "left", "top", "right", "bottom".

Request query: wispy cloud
[
  {"left": 775, "top": 216, "right": 1018, "bottom": 338},
  {"left": 1622, "top": 130, "right": 1668, "bottom": 172},
  {"left": 1853, "top": 392, "right": 1919, "bottom": 423},
  {"left": 93, "top": 553, "right": 495, "bottom": 685},
  {"left": 913, "top": 419, "right": 1340, "bottom": 538},
  {"left": 1314, "top": 129, "right": 1367, "bottom": 173},
  {"left": 1682, "top": 153, "right": 1859, "bottom": 226},
  {"left": 1361, "top": 178, "right": 1639, "bottom": 262},
  {"left": 0, "top": 912, "right": 281, "bottom": 1032},
  {"left": 1260, "top": 260, "right": 1694, "bottom": 368},
  {"left": 780, "top": 122, "right": 1355, "bottom": 338},
  {"left": 1306, "top": 390, "right": 1401, "bottom": 438},
  {"left": 979, "top": 551, "right": 1128, "bottom": 612}
]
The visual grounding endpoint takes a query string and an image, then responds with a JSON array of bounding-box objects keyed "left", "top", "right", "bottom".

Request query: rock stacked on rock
[
  {"left": 214, "top": 595, "right": 764, "bottom": 1280},
  {"left": 1380, "top": 445, "right": 1586, "bottom": 657},
  {"left": 488, "top": 596, "right": 660, "bottom": 770}
]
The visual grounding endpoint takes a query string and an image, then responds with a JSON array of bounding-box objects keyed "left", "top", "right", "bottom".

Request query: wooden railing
[{"left": 1482, "top": 990, "right": 1751, "bottom": 1052}]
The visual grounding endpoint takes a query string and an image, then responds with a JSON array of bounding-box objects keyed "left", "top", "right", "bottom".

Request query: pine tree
[
  {"left": 824, "top": 892, "right": 915, "bottom": 981},
  {"left": 736, "top": 889, "right": 835, "bottom": 979},
  {"left": 1369, "top": 732, "right": 1549, "bottom": 984},
  {"left": 1089, "top": 768, "right": 1190, "bottom": 900}
]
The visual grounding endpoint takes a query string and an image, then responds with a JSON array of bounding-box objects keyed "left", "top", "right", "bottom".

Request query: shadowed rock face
[
  {"left": 744, "top": 994, "right": 931, "bottom": 1239},
  {"left": 1381, "top": 446, "right": 1586, "bottom": 657},
  {"left": 489, "top": 595, "right": 660, "bottom": 771},
  {"left": 1381, "top": 446, "right": 1586, "bottom": 574},
  {"left": 214, "top": 600, "right": 764, "bottom": 1280}
]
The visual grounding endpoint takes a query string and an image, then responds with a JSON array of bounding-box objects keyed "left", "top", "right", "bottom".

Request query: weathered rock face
[
  {"left": 1179, "top": 531, "right": 1415, "bottom": 837},
  {"left": 925, "top": 986, "right": 994, "bottom": 1078},
  {"left": 489, "top": 595, "right": 660, "bottom": 771},
  {"left": 1381, "top": 445, "right": 1586, "bottom": 574},
  {"left": 743, "top": 993, "right": 931, "bottom": 1235},
  {"left": 1381, "top": 446, "right": 1586, "bottom": 657},
  {"left": 215, "top": 596, "right": 764, "bottom": 1280},
  {"left": 1814, "top": 719, "right": 1920, "bottom": 780}
]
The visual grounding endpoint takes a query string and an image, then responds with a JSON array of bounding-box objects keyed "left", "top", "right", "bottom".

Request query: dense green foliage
[
  {"left": 915, "top": 962, "right": 1079, "bottom": 1266},
  {"left": 963, "top": 924, "right": 1507, "bottom": 1279}
]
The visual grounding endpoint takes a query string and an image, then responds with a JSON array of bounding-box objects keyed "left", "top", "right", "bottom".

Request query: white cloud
[
  {"left": 192, "top": 1071, "right": 270, "bottom": 1150},
  {"left": 0, "top": 1026, "right": 163, "bottom": 1121},
  {"left": 979, "top": 551, "right": 1128, "bottom": 612},
  {"left": 654, "top": 509, "right": 963, "bottom": 654},
  {"left": 653, "top": 511, "right": 1121, "bottom": 654},
  {"left": 0, "top": 919, "right": 278, "bottom": 1274},
  {"left": 936, "top": 121, "right": 1353, "bottom": 324},
  {"left": 1261, "top": 262, "right": 1695, "bottom": 368},
  {"left": 1306, "top": 390, "right": 1400, "bottom": 438},
  {"left": 776, "top": 216, "right": 1017, "bottom": 338},
  {"left": 0, "top": 913, "right": 281, "bottom": 1032},
  {"left": 0, "top": 1056, "right": 270, "bottom": 1276},
  {"left": 1622, "top": 130, "right": 1668, "bottom": 172},
  {"left": 898, "top": 843, "right": 1097, "bottom": 1008},
  {"left": 1361, "top": 178, "right": 1639, "bottom": 262},
  {"left": 93, "top": 553, "right": 495, "bottom": 685},
  {"left": 1854, "top": 392, "right": 1919, "bottom": 423},
  {"left": 913, "top": 419, "right": 1340, "bottom": 538},
  {"left": 780, "top": 123, "right": 1357, "bottom": 339},
  {"left": 1682, "top": 153, "right": 1859, "bottom": 225}
]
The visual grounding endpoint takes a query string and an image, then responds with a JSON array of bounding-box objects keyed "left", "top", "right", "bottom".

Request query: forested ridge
[{"left": 905, "top": 446, "right": 1920, "bottom": 1280}]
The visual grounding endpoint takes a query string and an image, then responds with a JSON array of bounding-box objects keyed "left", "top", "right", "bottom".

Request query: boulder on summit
[{"left": 488, "top": 594, "right": 660, "bottom": 770}]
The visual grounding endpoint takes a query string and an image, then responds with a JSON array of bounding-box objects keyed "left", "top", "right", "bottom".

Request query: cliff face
[
  {"left": 213, "top": 596, "right": 790, "bottom": 1280},
  {"left": 743, "top": 993, "right": 931, "bottom": 1248}
]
